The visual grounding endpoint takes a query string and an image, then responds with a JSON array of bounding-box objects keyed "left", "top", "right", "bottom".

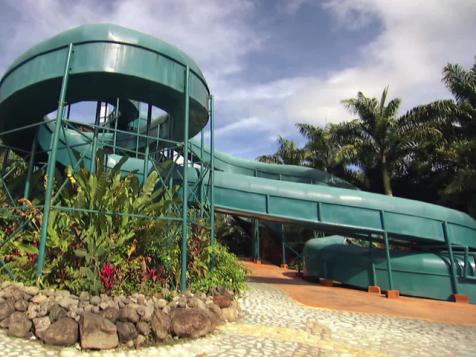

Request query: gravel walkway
[{"left": 1, "top": 282, "right": 475, "bottom": 356}]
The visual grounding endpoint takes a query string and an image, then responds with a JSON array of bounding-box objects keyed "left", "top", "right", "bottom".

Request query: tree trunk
[{"left": 381, "top": 157, "right": 393, "bottom": 196}]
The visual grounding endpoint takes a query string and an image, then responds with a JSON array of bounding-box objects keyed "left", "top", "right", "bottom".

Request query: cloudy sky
[{"left": 0, "top": 0, "right": 475, "bottom": 159}]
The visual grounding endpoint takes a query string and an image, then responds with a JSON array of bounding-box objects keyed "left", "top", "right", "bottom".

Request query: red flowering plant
[{"left": 99, "top": 262, "right": 117, "bottom": 294}]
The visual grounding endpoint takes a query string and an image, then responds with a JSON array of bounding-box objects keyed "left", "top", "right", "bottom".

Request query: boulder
[
  {"left": 116, "top": 321, "right": 138, "bottom": 342},
  {"left": 48, "top": 304, "right": 67, "bottom": 323},
  {"left": 0, "top": 299, "right": 15, "bottom": 320},
  {"left": 139, "top": 303, "right": 154, "bottom": 322},
  {"left": 213, "top": 293, "right": 232, "bottom": 308},
  {"left": 42, "top": 317, "right": 78, "bottom": 346},
  {"left": 150, "top": 309, "right": 170, "bottom": 341},
  {"left": 155, "top": 298, "right": 167, "bottom": 309},
  {"left": 134, "top": 334, "right": 147, "bottom": 348},
  {"left": 177, "top": 295, "right": 187, "bottom": 308},
  {"left": 119, "top": 306, "right": 140, "bottom": 323},
  {"left": 101, "top": 307, "right": 120, "bottom": 323},
  {"left": 170, "top": 308, "right": 211, "bottom": 338},
  {"left": 207, "top": 303, "right": 223, "bottom": 321},
  {"left": 79, "top": 312, "right": 118, "bottom": 350},
  {"left": 90, "top": 296, "right": 101, "bottom": 305},
  {"left": 23, "top": 286, "right": 39, "bottom": 296},
  {"left": 58, "top": 297, "right": 79, "bottom": 310},
  {"left": 136, "top": 321, "right": 150, "bottom": 336},
  {"left": 31, "top": 294, "right": 48, "bottom": 304},
  {"left": 188, "top": 297, "right": 207, "bottom": 311},
  {"left": 14, "top": 299, "right": 29, "bottom": 312},
  {"left": 7, "top": 312, "right": 32, "bottom": 338},
  {"left": 32, "top": 316, "right": 51, "bottom": 338},
  {"left": 221, "top": 307, "right": 239, "bottom": 322}
]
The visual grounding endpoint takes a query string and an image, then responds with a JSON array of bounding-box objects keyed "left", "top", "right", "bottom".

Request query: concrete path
[{"left": 244, "top": 261, "right": 476, "bottom": 325}]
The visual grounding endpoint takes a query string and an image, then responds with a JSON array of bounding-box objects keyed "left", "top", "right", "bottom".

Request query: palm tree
[
  {"left": 295, "top": 123, "right": 366, "bottom": 188},
  {"left": 295, "top": 123, "right": 335, "bottom": 171},
  {"left": 332, "top": 87, "right": 439, "bottom": 196},
  {"left": 256, "top": 136, "right": 305, "bottom": 165},
  {"left": 405, "top": 60, "right": 476, "bottom": 215}
]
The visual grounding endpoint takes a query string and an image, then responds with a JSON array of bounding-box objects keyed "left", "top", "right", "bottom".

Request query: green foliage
[
  {"left": 256, "top": 136, "right": 305, "bottom": 165},
  {"left": 403, "top": 60, "right": 476, "bottom": 216},
  {"left": 190, "top": 243, "right": 249, "bottom": 294},
  {"left": 42, "top": 150, "right": 180, "bottom": 295}
]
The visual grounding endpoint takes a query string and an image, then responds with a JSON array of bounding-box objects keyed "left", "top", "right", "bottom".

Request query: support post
[
  {"left": 443, "top": 221, "right": 459, "bottom": 295},
  {"left": 24, "top": 130, "right": 38, "bottom": 200},
  {"left": 367, "top": 233, "right": 380, "bottom": 294},
  {"left": 380, "top": 211, "right": 395, "bottom": 291},
  {"left": 90, "top": 101, "right": 101, "bottom": 173},
  {"left": 113, "top": 98, "right": 119, "bottom": 154},
  {"left": 199, "top": 128, "right": 204, "bottom": 218},
  {"left": 180, "top": 66, "right": 190, "bottom": 291},
  {"left": 143, "top": 104, "right": 152, "bottom": 181},
  {"left": 36, "top": 43, "right": 73, "bottom": 279},
  {"left": 252, "top": 218, "right": 260, "bottom": 263},
  {"left": 280, "top": 223, "right": 287, "bottom": 268},
  {"left": 209, "top": 95, "right": 215, "bottom": 270}
]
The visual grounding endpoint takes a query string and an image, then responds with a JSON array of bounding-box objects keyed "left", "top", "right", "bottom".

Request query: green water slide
[{"left": 1, "top": 24, "right": 476, "bottom": 302}]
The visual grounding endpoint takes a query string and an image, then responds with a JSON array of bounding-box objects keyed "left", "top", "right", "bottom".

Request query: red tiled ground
[{"left": 243, "top": 260, "right": 476, "bottom": 326}]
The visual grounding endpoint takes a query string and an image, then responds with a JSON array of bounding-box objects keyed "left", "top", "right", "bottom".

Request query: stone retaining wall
[{"left": 0, "top": 282, "right": 240, "bottom": 350}]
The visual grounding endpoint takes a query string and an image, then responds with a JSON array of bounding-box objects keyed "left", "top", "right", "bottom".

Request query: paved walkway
[
  {"left": 1, "top": 265, "right": 476, "bottom": 356},
  {"left": 244, "top": 261, "right": 476, "bottom": 325}
]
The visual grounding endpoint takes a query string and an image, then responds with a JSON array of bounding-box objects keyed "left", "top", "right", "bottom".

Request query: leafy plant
[{"left": 190, "top": 243, "right": 249, "bottom": 294}]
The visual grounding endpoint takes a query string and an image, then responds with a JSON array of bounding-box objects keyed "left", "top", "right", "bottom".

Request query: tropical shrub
[
  {"left": 190, "top": 242, "right": 249, "bottom": 294},
  {"left": 39, "top": 151, "right": 181, "bottom": 294}
]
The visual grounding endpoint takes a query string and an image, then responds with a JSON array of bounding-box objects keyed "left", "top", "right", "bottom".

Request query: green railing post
[
  {"left": 199, "top": 128, "right": 204, "bottom": 218},
  {"left": 135, "top": 102, "right": 141, "bottom": 158},
  {"left": 113, "top": 98, "right": 119, "bottom": 154},
  {"left": 443, "top": 221, "right": 459, "bottom": 294},
  {"left": 209, "top": 95, "right": 215, "bottom": 270},
  {"left": 180, "top": 66, "right": 190, "bottom": 291},
  {"left": 281, "top": 223, "right": 286, "bottom": 266},
  {"left": 380, "top": 211, "right": 394, "bottom": 290},
  {"left": 369, "top": 233, "right": 377, "bottom": 286},
  {"left": 36, "top": 43, "right": 73, "bottom": 279},
  {"left": 90, "top": 101, "right": 101, "bottom": 173},
  {"left": 23, "top": 130, "right": 38, "bottom": 200},
  {"left": 143, "top": 104, "right": 152, "bottom": 180},
  {"left": 252, "top": 218, "right": 260, "bottom": 261}
]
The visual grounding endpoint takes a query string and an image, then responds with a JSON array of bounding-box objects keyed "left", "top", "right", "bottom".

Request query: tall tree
[
  {"left": 296, "top": 123, "right": 365, "bottom": 187},
  {"left": 332, "top": 87, "right": 439, "bottom": 196},
  {"left": 405, "top": 60, "right": 476, "bottom": 215},
  {"left": 256, "top": 136, "right": 305, "bottom": 165}
]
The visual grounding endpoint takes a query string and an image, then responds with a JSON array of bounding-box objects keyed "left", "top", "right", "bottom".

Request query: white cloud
[
  {"left": 220, "top": 0, "right": 476, "bottom": 134},
  {"left": 0, "top": 0, "right": 262, "bottom": 90},
  {"left": 287, "top": 0, "right": 476, "bottom": 126}
]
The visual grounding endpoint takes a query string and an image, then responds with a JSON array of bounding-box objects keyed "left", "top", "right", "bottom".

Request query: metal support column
[
  {"left": 113, "top": 98, "right": 119, "bottom": 154},
  {"left": 281, "top": 223, "right": 286, "bottom": 266},
  {"left": 369, "top": 233, "right": 377, "bottom": 285},
  {"left": 143, "top": 104, "right": 152, "bottom": 180},
  {"left": 380, "top": 211, "right": 394, "bottom": 290},
  {"left": 90, "top": 101, "right": 101, "bottom": 173},
  {"left": 199, "top": 128, "right": 204, "bottom": 218},
  {"left": 36, "top": 43, "right": 73, "bottom": 279},
  {"left": 209, "top": 95, "right": 215, "bottom": 270},
  {"left": 252, "top": 218, "right": 260, "bottom": 262},
  {"left": 23, "top": 130, "right": 38, "bottom": 200},
  {"left": 180, "top": 66, "right": 190, "bottom": 291},
  {"left": 443, "top": 221, "right": 459, "bottom": 294}
]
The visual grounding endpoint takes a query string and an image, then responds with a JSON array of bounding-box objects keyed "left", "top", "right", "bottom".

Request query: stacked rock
[{"left": 0, "top": 281, "right": 241, "bottom": 350}]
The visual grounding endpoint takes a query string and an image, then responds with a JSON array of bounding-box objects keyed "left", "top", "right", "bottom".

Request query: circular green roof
[{"left": 5, "top": 23, "right": 207, "bottom": 85}]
